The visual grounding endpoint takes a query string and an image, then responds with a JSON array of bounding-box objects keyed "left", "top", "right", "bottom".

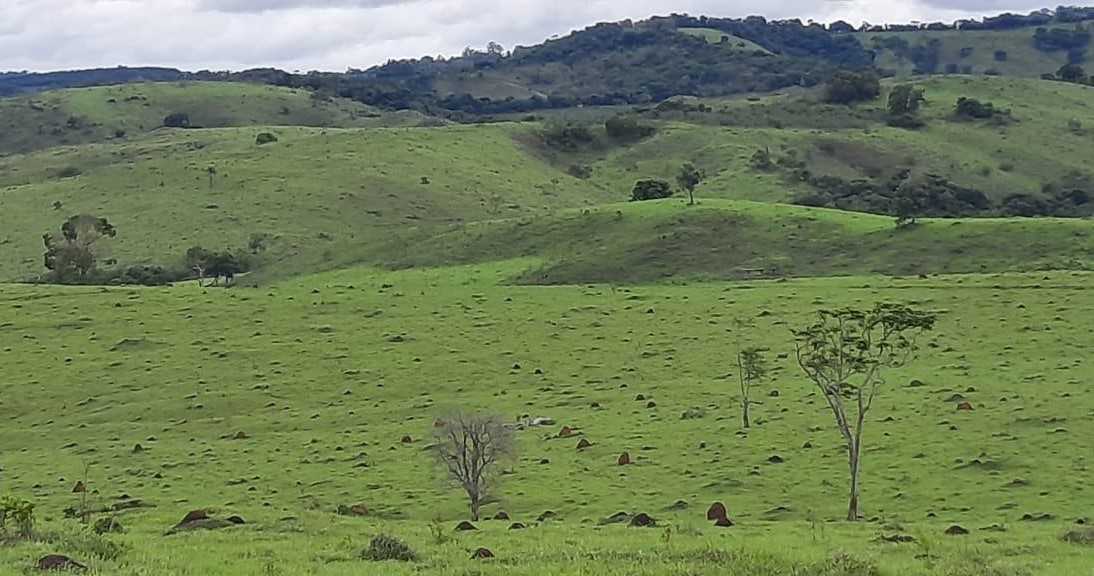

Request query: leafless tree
[
  {"left": 432, "top": 411, "right": 515, "bottom": 521},
  {"left": 793, "top": 303, "right": 935, "bottom": 521}
]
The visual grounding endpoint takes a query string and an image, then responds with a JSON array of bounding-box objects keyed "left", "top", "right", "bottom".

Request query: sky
[{"left": 0, "top": 0, "right": 1053, "bottom": 72}]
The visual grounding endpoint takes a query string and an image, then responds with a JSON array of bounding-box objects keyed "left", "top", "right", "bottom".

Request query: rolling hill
[{"left": 0, "top": 82, "right": 424, "bottom": 155}]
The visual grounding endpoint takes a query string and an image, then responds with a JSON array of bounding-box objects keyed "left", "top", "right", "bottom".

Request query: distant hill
[
  {"left": 0, "top": 82, "right": 424, "bottom": 155},
  {"left": 0, "top": 67, "right": 186, "bottom": 96}
]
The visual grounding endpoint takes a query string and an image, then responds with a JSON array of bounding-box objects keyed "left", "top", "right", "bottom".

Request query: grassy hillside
[
  {"left": 0, "top": 124, "right": 609, "bottom": 281},
  {"left": 0, "top": 82, "right": 424, "bottom": 155},
  {"left": 359, "top": 200, "right": 1094, "bottom": 284},
  {"left": 678, "top": 28, "right": 773, "bottom": 54},
  {"left": 560, "top": 76, "right": 1094, "bottom": 209},
  {"left": 1, "top": 264, "right": 1091, "bottom": 573},
  {"left": 859, "top": 25, "right": 1080, "bottom": 78}
]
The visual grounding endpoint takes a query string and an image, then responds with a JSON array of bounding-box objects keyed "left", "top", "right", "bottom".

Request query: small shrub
[
  {"left": 750, "top": 147, "right": 774, "bottom": 171},
  {"left": 255, "top": 132, "right": 278, "bottom": 145},
  {"left": 93, "top": 516, "right": 124, "bottom": 535},
  {"left": 42, "top": 525, "right": 127, "bottom": 561},
  {"left": 428, "top": 519, "right": 452, "bottom": 545},
  {"left": 0, "top": 496, "right": 35, "bottom": 540},
  {"left": 1068, "top": 118, "right": 1084, "bottom": 133},
  {"left": 163, "top": 112, "right": 191, "bottom": 128},
  {"left": 567, "top": 164, "right": 593, "bottom": 179},
  {"left": 994, "top": 50, "right": 1008, "bottom": 62},
  {"left": 362, "top": 534, "right": 417, "bottom": 562}
]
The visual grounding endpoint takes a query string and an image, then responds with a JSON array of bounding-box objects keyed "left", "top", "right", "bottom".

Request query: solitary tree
[
  {"left": 42, "top": 215, "right": 117, "bottom": 282},
  {"left": 677, "top": 162, "right": 703, "bottom": 205},
  {"left": 793, "top": 303, "right": 936, "bottom": 521},
  {"left": 736, "top": 346, "right": 767, "bottom": 429},
  {"left": 432, "top": 411, "right": 515, "bottom": 521}
]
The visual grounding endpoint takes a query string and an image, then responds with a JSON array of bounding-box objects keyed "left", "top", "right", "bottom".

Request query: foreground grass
[{"left": 1, "top": 264, "right": 1091, "bottom": 573}]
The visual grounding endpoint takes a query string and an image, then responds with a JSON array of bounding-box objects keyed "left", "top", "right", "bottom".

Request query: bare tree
[
  {"left": 736, "top": 346, "right": 767, "bottom": 429},
  {"left": 793, "top": 303, "right": 935, "bottom": 521},
  {"left": 432, "top": 411, "right": 515, "bottom": 521}
]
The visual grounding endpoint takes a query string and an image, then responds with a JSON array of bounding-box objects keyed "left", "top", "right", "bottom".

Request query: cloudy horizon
[{"left": 0, "top": 1, "right": 1054, "bottom": 73}]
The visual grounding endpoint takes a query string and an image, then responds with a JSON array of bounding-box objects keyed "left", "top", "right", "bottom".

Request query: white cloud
[{"left": 0, "top": 0, "right": 1054, "bottom": 72}]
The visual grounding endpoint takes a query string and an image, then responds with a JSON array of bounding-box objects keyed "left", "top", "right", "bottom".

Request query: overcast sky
[{"left": 0, "top": 0, "right": 1050, "bottom": 72}]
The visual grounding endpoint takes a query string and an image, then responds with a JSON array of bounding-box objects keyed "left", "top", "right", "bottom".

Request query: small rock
[
  {"left": 945, "top": 525, "right": 969, "bottom": 536},
  {"left": 471, "top": 548, "right": 494, "bottom": 560}
]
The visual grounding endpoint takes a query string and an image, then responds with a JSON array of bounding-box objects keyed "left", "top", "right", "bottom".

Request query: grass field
[{"left": 1, "top": 262, "right": 1092, "bottom": 574}]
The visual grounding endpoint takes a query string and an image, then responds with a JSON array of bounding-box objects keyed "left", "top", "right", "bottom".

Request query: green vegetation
[
  {"left": 1, "top": 263, "right": 1092, "bottom": 574},
  {"left": 0, "top": 81, "right": 421, "bottom": 155},
  {"left": 3, "top": 9, "right": 1094, "bottom": 574}
]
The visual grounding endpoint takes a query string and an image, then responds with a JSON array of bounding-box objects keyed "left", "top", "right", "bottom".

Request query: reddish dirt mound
[
  {"left": 509, "top": 522, "right": 527, "bottom": 530},
  {"left": 576, "top": 438, "right": 592, "bottom": 449},
  {"left": 400, "top": 435, "right": 414, "bottom": 443},
  {"left": 945, "top": 525, "right": 970, "bottom": 535},
  {"left": 617, "top": 452, "right": 631, "bottom": 466},
  {"left": 36, "top": 555, "right": 86, "bottom": 572},
  {"left": 455, "top": 521, "right": 478, "bottom": 531},
  {"left": 470, "top": 548, "right": 495, "bottom": 559},
  {"left": 713, "top": 516, "right": 735, "bottom": 527},
  {"left": 493, "top": 511, "right": 510, "bottom": 520},
  {"left": 558, "top": 426, "right": 575, "bottom": 438},
  {"left": 706, "top": 502, "right": 728, "bottom": 522},
  {"left": 629, "top": 513, "right": 656, "bottom": 527},
  {"left": 957, "top": 402, "right": 974, "bottom": 411}
]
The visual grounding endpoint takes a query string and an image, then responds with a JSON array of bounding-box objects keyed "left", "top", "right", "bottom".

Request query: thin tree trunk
[
  {"left": 742, "top": 400, "right": 750, "bottom": 429},
  {"left": 847, "top": 439, "right": 861, "bottom": 521},
  {"left": 470, "top": 494, "right": 480, "bottom": 521}
]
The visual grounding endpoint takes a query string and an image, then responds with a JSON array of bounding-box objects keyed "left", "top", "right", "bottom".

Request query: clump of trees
[
  {"left": 794, "top": 304, "right": 937, "bottom": 521},
  {"left": 432, "top": 411, "right": 515, "bottom": 521},
  {"left": 823, "top": 71, "right": 881, "bottom": 105},
  {"left": 631, "top": 179, "right": 673, "bottom": 201},
  {"left": 886, "top": 84, "right": 925, "bottom": 129},
  {"left": 185, "top": 247, "right": 247, "bottom": 286},
  {"left": 604, "top": 115, "right": 655, "bottom": 141},
  {"left": 43, "top": 215, "right": 117, "bottom": 283},
  {"left": 541, "top": 122, "right": 597, "bottom": 151},
  {"left": 954, "top": 97, "right": 1007, "bottom": 120}
]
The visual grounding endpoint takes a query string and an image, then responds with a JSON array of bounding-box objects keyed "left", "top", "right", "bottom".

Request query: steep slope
[
  {"left": 0, "top": 82, "right": 424, "bottom": 155},
  {"left": 0, "top": 124, "right": 608, "bottom": 281}
]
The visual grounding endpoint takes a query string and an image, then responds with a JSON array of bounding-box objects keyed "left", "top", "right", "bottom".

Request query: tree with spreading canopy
[
  {"left": 793, "top": 303, "right": 936, "bottom": 521},
  {"left": 42, "top": 215, "right": 116, "bottom": 283}
]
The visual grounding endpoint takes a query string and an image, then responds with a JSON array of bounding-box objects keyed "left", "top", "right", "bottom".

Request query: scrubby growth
[
  {"left": 823, "top": 71, "right": 881, "bottom": 105},
  {"left": 631, "top": 179, "right": 674, "bottom": 202},
  {"left": 362, "top": 534, "right": 417, "bottom": 562},
  {"left": 0, "top": 496, "right": 35, "bottom": 540}
]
